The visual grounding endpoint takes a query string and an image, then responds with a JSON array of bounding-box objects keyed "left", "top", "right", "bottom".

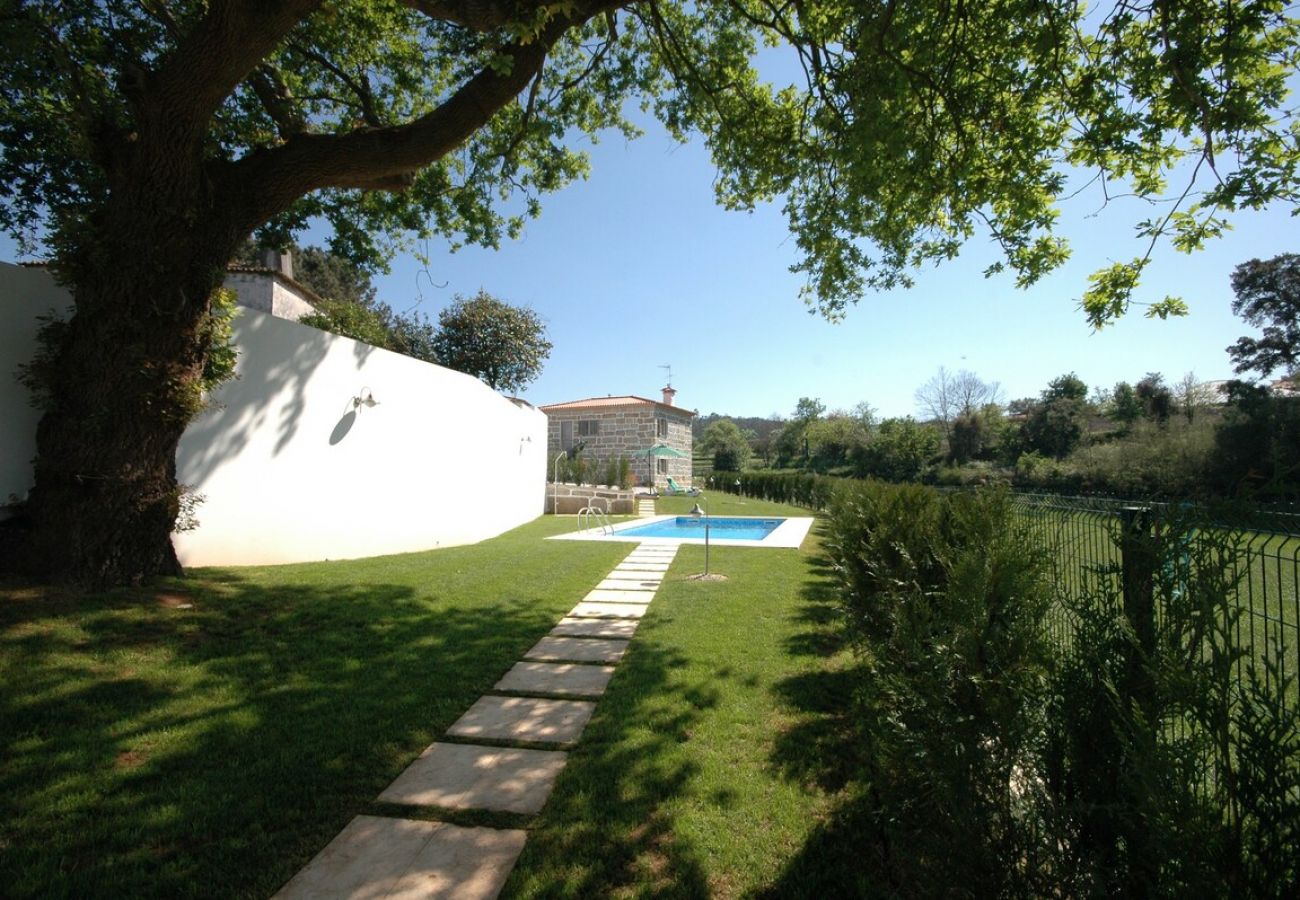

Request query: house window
[
  {"left": 577, "top": 420, "right": 600, "bottom": 437},
  {"left": 560, "top": 420, "right": 574, "bottom": 450},
  {"left": 658, "top": 458, "right": 669, "bottom": 474},
  {"left": 656, "top": 417, "right": 668, "bottom": 439}
]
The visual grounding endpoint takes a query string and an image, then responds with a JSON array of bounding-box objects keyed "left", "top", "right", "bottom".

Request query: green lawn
[
  {"left": 504, "top": 521, "right": 861, "bottom": 898},
  {"left": 0, "top": 517, "right": 629, "bottom": 898},
  {"left": 1, "top": 503, "right": 855, "bottom": 898}
]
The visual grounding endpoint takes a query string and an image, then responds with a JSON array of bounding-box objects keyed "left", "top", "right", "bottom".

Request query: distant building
[
  {"left": 1268, "top": 376, "right": 1300, "bottom": 397},
  {"left": 21, "top": 249, "right": 320, "bottom": 322},
  {"left": 541, "top": 386, "right": 695, "bottom": 488},
  {"left": 222, "top": 250, "right": 319, "bottom": 321}
]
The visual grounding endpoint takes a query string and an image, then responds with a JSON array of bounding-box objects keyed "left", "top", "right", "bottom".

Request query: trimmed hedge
[{"left": 705, "top": 470, "right": 841, "bottom": 510}]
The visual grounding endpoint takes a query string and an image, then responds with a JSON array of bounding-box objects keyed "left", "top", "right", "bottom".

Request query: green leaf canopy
[{"left": 2, "top": 1, "right": 1296, "bottom": 322}]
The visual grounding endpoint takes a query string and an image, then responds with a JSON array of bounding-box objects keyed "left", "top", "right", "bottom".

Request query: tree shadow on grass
[
  {"left": 502, "top": 624, "right": 716, "bottom": 899},
  {"left": 765, "top": 552, "right": 865, "bottom": 794},
  {"left": 0, "top": 571, "right": 569, "bottom": 899},
  {"left": 782, "top": 551, "right": 847, "bottom": 658},
  {"left": 757, "top": 552, "right": 896, "bottom": 898}
]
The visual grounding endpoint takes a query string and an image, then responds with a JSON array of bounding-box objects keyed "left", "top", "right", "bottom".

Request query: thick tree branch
[
  {"left": 399, "top": 0, "right": 527, "bottom": 31},
  {"left": 222, "top": 0, "right": 627, "bottom": 233},
  {"left": 148, "top": 0, "right": 325, "bottom": 131},
  {"left": 250, "top": 64, "right": 308, "bottom": 138}
]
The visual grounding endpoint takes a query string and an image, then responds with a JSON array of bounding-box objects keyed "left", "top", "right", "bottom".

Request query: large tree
[
  {"left": 1023, "top": 373, "right": 1092, "bottom": 458},
  {"left": 916, "top": 367, "right": 1001, "bottom": 439},
  {"left": 1226, "top": 253, "right": 1300, "bottom": 385},
  {"left": 429, "top": 290, "right": 551, "bottom": 391},
  {"left": 699, "top": 418, "right": 754, "bottom": 471},
  {"left": 2, "top": 1, "right": 1297, "bottom": 584}
]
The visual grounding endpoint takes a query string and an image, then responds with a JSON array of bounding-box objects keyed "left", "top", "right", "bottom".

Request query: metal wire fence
[{"left": 1010, "top": 492, "right": 1300, "bottom": 712}]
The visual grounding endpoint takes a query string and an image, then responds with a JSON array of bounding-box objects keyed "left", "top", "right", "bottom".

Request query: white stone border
[{"left": 548, "top": 514, "right": 815, "bottom": 549}]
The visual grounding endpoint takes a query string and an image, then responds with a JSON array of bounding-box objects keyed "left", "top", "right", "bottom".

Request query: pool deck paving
[{"left": 275, "top": 542, "right": 678, "bottom": 898}]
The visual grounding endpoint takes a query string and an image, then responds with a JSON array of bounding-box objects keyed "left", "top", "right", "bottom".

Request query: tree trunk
[{"left": 8, "top": 136, "right": 236, "bottom": 587}]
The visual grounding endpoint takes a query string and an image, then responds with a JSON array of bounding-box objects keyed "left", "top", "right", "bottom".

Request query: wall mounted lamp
[{"left": 352, "top": 388, "right": 379, "bottom": 409}]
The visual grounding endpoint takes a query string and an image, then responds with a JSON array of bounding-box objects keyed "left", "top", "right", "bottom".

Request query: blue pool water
[{"left": 616, "top": 517, "right": 785, "bottom": 541}]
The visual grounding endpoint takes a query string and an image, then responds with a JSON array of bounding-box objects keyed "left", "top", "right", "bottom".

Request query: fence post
[
  {"left": 1118, "top": 504, "right": 1158, "bottom": 897},
  {"left": 1119, "top": 505, "right": 1157, "bottom": 706}
]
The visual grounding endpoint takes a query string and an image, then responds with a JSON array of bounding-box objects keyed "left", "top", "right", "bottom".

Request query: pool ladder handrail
[{"left": 578, "top": 499, "right": 614, "bottom": 535}]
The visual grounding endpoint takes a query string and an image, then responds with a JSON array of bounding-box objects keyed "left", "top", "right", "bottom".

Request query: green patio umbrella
[{"left": 632, "top": 443, "right": 688, "bottom": 488}]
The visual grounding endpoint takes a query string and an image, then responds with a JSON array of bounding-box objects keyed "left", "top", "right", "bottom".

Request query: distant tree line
[{"left": 701, "top": 254, "right": 1300, "bottom": 500}]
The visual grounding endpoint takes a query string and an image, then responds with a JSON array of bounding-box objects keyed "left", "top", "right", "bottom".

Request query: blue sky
[
  {"left": 354, "top": 119, "right": 1294, "bottom": 420},
  {"left": 4, "top": 118, "right": 1293, "bottom": 421}
]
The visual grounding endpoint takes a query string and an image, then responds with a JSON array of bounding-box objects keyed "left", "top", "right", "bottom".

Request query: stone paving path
[{"left": 274, "top": 542, "right": 679, "bottom": 899}]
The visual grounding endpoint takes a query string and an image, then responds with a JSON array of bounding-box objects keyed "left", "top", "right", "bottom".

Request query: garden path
[{"left": 273, "top": 543, "right": 679, "bottom": 899}]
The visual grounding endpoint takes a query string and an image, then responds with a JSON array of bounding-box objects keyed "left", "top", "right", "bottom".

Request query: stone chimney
[
  {"left": 259, "top": 247, "right": 294, "bottom": 279},
  {"left": 662, "top": 384, "right": 677, "bottom": 406}
]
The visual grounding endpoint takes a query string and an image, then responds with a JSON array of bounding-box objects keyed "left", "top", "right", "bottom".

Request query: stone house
[{"left": 541, "top": 387, "right": 695, "bottom": 488}]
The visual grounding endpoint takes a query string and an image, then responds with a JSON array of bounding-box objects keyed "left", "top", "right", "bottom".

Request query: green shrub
[
  {"left": 1066, "top": 420, "right": 1215, "bottom": 497},
  {"left": 617, "top": 456, "right": 632, "bottom": 490},
  {"left": 713, "top": 446, "right": 743, "bottom": 472},
  {"left": 708, "top": 470, "right": 842, "bottom": 509},
  {"left": 818, "top": 486, "right": 1300, "bottom": 894},
  {"left": 549, "top": 450, "right": 589, "bottom": 485},
  {"left": 930, "top": 461, "right": 1010, "bottom": 488},
  {"left": 300, "top": 296, "right": 392, "bottom": 347},
  {"left": 851, "top": 416, "right": 940, "bottom": 481},
  {"left": 823, "top": 482, "right": 1053, "bottom": 894}
]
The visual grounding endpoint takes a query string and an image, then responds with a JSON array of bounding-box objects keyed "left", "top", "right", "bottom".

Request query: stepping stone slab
[
  {"left": 526, "top": 636, "right": 629, "bottom": 663},
  {"left": 584, "top": 588, "right": 656, "bottom": 604},
  {"left": 626, "top": 551, "right": 676, "bottom": 558},
  {"left": 617, "top": 562, "right": 670, "bottom": 571},
  {"left": 378, "top": 742, "right": 567, "bottom": 815},
  {"left": 594, "top": 578, "right": 662, "bottom": 591},
  {"left": 610, "top": 567, "right": 664, "bottom": 579},
  {"left": 569, "top": 601, "right": 649, "bottom": 619},
  {"left": 551, "top": 617, "right": 639, "bottom": 639},
  {"left": 495, "top": 661, "right": 615, "bottom": 697},
  {"left": 447, "top": 696, "right": 595, "bottom": 747},
  {"left": 274, "top": 815, "right": 524, "bottom": 900}
]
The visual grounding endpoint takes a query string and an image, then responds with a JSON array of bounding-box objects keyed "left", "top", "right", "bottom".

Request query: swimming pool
[
  {"left": 549, "top": 513, "right": 815, "bottom": 548},
  {"left": 615, "top": 516, "right": 785, "bottom": 541}
]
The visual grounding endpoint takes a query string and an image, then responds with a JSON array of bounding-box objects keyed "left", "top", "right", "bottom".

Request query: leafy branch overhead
[{"left": 3, "top": 1, "right": 1297, "bottom": 323}]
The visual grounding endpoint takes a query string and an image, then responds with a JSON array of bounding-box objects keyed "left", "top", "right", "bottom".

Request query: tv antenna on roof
[{"left": 659, "top": 363, "right": 673, "bottom": 387}]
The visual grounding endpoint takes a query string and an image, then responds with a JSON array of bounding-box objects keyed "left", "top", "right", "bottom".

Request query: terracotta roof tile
[{"left": 540, "top": 395, "right": 694, "bottom": 416}]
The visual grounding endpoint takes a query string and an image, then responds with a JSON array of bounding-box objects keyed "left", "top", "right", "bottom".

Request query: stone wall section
[{"left": 545, "top": 484, "right": 635, "bottom": 515}]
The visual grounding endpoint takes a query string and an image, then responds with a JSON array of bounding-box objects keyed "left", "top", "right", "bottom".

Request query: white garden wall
[
  {"left": 0, "top": 262, "right": 549, "bottom": 565},
  {"left": 0, "top": 264, "right": 72, "bottom": 515}
]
